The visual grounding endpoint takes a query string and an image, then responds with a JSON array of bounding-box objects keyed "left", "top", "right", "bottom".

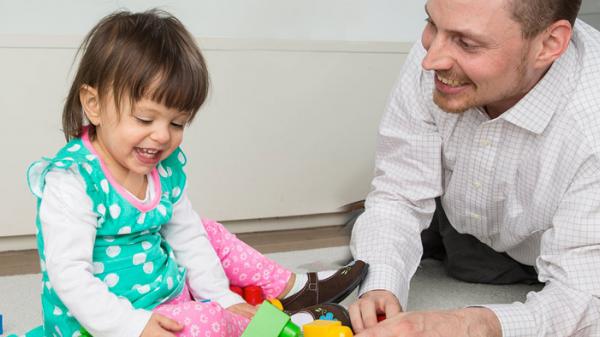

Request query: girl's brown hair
[{"left": 62, "top": 9, "right": 209, "bottom": 141}]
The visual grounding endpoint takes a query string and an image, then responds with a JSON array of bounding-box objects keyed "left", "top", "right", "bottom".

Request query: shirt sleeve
[
  {"left": 161, "top": 190, "right": 245, "bottom": 309},
  {"left": 349, "top": 42, "right": 444, "bottom": 308},
  {"left": 40, "top": 169, "right": 151, "bottom": 337},
  {"left": 484, "top": 156, "right": 600, "bottom": 337}
]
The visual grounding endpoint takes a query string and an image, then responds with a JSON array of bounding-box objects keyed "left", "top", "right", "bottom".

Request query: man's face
[{"left": 421, "top": 0, "right": 538, "bottom": 117}]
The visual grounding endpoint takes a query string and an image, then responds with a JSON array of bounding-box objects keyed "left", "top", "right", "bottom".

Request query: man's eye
[{"left": 458, "top": 39, "right": 477, "bottom": 50}]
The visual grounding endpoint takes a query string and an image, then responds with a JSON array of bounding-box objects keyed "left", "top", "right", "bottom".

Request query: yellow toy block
[{"left": 303, "top": 320, "right": 354, "bottom": 337}]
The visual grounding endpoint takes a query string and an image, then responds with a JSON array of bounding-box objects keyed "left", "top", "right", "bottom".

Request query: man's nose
[{"left": 421, "top": 37, "right": 453, "bottom": 71}]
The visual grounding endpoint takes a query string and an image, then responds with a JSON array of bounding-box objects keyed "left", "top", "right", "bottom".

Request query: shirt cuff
[
  {"left": 358, "top": 263, "right": 409, "bottom": 310},
  {"left": 481, "top": 303, "right": 537, "bottom": 337},
  {"left": 212, "top": 291, "right": 246, "bottom": 309}
]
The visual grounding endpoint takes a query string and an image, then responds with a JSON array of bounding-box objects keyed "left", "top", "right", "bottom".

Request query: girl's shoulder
[{"left": 27, "top": 138, "right": 96, "bottom": 199}]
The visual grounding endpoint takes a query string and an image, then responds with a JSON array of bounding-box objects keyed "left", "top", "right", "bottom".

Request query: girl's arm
[
  {"left": 41, "top": 169, "right": 151, "bottom": 337},
  {"left": 161, "top": 189, "right": 245, "bottom": 309}
]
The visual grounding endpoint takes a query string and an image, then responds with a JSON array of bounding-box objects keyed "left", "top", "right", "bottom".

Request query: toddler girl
[{"left": 25, "top": 9, "right": 367, "bottom": 337}]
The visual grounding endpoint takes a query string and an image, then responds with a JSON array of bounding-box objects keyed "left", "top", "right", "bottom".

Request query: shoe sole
[{"left": 327, "top": 262, "right": 369, "bottom": 305}]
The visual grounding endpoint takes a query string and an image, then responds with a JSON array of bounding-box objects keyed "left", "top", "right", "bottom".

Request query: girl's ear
[{"left": 79, "top": 85, "right": 101, "bottom": 126}]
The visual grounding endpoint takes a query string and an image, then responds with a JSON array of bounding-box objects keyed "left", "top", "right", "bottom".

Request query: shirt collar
[{"left": 500, "top": 31, "right": 581, "bottom": 134}]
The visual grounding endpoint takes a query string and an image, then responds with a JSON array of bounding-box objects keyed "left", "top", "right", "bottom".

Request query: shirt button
[
  {"left": 470, "top": 212, "right": 481, "bottom": 220},
  {"left": 473, "top": 181, "right": 482, "bottom": 189}
]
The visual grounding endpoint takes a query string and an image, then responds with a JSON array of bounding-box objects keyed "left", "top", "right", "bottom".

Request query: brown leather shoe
[
  {"left": 286, "top": 303, "right": 352, "bottom": 330},
  {"left": 281, "top": 260, "right": 368, "bottom": 311}
]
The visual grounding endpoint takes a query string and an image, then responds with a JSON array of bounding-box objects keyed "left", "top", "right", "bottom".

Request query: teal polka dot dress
[{"left": 26, "top": 134, "right": 189, "bottom": 337}]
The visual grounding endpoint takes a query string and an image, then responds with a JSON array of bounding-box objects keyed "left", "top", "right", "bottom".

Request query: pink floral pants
[{"left": 153, "top": 219, "right": 292, "bottom": 337}]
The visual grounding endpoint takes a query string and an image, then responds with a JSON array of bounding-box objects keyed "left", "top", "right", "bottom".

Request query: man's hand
[
  {"left": 354, "top": 307, "right": 502, "bottom": 337},
  {"left": 140, "top": 313, "right": 184, "bottom": 337},
  {"left": 349, "top": 290, "right": 403, "bottom": 332},
  {"left": 227, "top": 302, "right": 258, "bottom": 319}
]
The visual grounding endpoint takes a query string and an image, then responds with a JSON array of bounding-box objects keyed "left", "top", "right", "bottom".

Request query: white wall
[{"left": 0, "top": 0, "right": 426, "bottom": 42}]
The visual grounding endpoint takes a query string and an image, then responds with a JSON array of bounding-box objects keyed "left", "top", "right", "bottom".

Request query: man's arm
[{"left": 349, "top": 42, "right": 444, "bottom": 328}]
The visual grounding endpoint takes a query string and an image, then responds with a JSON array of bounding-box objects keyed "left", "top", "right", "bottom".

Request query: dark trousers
[{"left": 421, "top": 198, "right": 540, "bottom": 285}]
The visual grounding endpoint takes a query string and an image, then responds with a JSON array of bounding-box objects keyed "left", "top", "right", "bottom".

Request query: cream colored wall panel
[{"left": 0, "top": 36, "right": 409, "bottom": 243}]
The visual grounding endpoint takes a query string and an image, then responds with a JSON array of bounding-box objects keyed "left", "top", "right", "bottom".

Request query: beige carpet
[{"left": 0, "top": 246, "right": 541, "bottom": 335}]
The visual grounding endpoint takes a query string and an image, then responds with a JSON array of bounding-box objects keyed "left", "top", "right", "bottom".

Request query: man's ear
[
  {"left": 79, "top": 85, "right": 101, "bottom": 126},
  {"left": 534, "top": 20, "right": 573, "bottom": 69}
]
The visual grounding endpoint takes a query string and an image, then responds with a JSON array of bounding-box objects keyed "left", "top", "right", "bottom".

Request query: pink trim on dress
[{"left": 82, "top": 128, "right": 162, "bottom": 212}]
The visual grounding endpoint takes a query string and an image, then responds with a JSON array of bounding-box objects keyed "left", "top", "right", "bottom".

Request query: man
[{"left": 349, "top": 0, "right": 599, "bottom": 336}]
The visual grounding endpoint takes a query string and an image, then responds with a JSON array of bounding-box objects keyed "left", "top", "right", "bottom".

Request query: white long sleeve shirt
[
  {"left": 350, "top": 20, "right": 600, "bottom": 337},
  {"left": 40, "top": 168, "right": 244, "bottom": 337}
]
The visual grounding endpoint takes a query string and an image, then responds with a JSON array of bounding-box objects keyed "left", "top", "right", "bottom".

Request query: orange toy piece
[
  {"left": 268, "top": 298, "right": 284, "bottom": 310},
  {"left": 303, "top": 320, "right": 354, "bottom": 337}
]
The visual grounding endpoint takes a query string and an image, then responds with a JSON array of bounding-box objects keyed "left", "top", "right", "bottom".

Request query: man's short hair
[{"left": 510, "top": 0, "right": 582, "bottom": 38}]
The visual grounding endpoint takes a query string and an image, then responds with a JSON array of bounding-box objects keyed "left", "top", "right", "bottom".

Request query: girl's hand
[
  {"left": 140, "top": 313, "right": 184, "bottom": 337},
  {"left": 227, "top": 302, "right": 258, "bottom": 319}
]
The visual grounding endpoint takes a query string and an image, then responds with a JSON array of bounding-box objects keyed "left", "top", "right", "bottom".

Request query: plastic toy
[
  {"left": 303, "top": 320, "right": 353, "bottom": 337},
  {"left": 0, "top": 313, "right": 3, "bottom": 335},
  {"left": 230, "top": 285, "right": 244, "bottom": 297},
  {"left": 230, "top": 285, "right": 266, "bottom": 306},
  {"left": 240, "top": 301, "right": 301, "bottom": 337},
  {"left": 268, "top": 298, "right": 284, "bottom": 310},
  {"left": 243, "top": 285, "right": 264, "bottom": 306}
]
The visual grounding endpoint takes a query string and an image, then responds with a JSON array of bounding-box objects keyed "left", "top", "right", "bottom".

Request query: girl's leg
[
  {"left": 202, "top": 219, "right": 292, "bottom": 299},
  {"left": 154, "top": 285, "right": 250, "bottom": 337}
]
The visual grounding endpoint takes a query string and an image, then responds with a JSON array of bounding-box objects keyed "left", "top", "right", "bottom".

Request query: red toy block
[{"left": 243, "top": 285, "right": 264, "bottom": 306}]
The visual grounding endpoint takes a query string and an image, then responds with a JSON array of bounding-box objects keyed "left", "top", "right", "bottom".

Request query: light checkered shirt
[{"left": 350, "top": 20, "right": 600, "bottom": 337}]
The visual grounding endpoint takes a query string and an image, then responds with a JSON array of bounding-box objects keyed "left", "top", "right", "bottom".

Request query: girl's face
[{"left": 83, "top": 87, "right": 189, "bottom": 186}]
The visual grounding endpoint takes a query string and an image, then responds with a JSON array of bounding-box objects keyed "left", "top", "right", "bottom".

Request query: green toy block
[{"left": 241, "top": 301, "right": 301, "bottom": 337}]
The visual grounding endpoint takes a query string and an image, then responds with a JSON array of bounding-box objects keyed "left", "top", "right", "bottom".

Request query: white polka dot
[
  {"left": 118, "top": 226, "right": 131, "bottom": 235},
  {"left": 158, "top": 165, "right": 168, "bottom": 177},
  {"left": 106, "top": 246, "right": 121, "bottom": 258},
  {"left": 109, "top": 204, "right": 121, "bottom": 218},
  {"left": 134, "top": 284, "right": 150, "bottom": 294},
  {"left": 86, "top": 154, "right": 96, "bottom": 161},
  {"left": 157, "top": 204, "right": 167, "bottom": 216},
  {"left": 155, "top": 275, "right": 163, "bottom": 283},
  {"left": 104, "top": 273, "right": 119, "bottom": 287},
  {"left": 54, "top": 161, "right": 65, "bottom": 167},
  {"left": 67, "top": 144, "right": 81, "bottom": 152},
  {"left": 137, "top": 213, "right": 146, "bottom": 224},
  {"left": 167, "top": 277, "right": 174, "bottom": 290},
  {"left": 72, "top": 331, "right": 82, "bottom": 337},
  {"left": 141, "top": 241, "right": 152, "bottom": 250},
  {"left": 143, "top": 262, "right": 154, "bottom": 274},
  {"left": 100, "top": 179, "right": 109, "bottom": 193},
  {"left": 97, "top": 204, "right": 106, "bottom": 215},
  {"left": 40, "top": 260, "right": 47, "bottom": 272},
  {"left": 82, "top": 163, "right": 93, "bottom": 174},
  {"left": 103, "top": 236, "right": 115, "bottom": 242},
  {"left": 54, "top": 325, "right": 63, "bottom": 337},
  {"left": 46, "top": 281, "right": 52, "bottom": 290},
  {"left": 172, "top": 187, "right": 181, "bottom": 198},
  {"left": 133, "top": 253, "right": 146, "bottom": 265},
  {"left": 53, "top": 306, "right": 63, "bottom": 315},
  {"left": 167, "top": 167, "right": 173, "bottom": 176},
  {"left": 93, "top": 262, "right": 104, "bottom": 274},
  {"left": 178, "top": 152, "right": 186, "bottom": 164}
]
